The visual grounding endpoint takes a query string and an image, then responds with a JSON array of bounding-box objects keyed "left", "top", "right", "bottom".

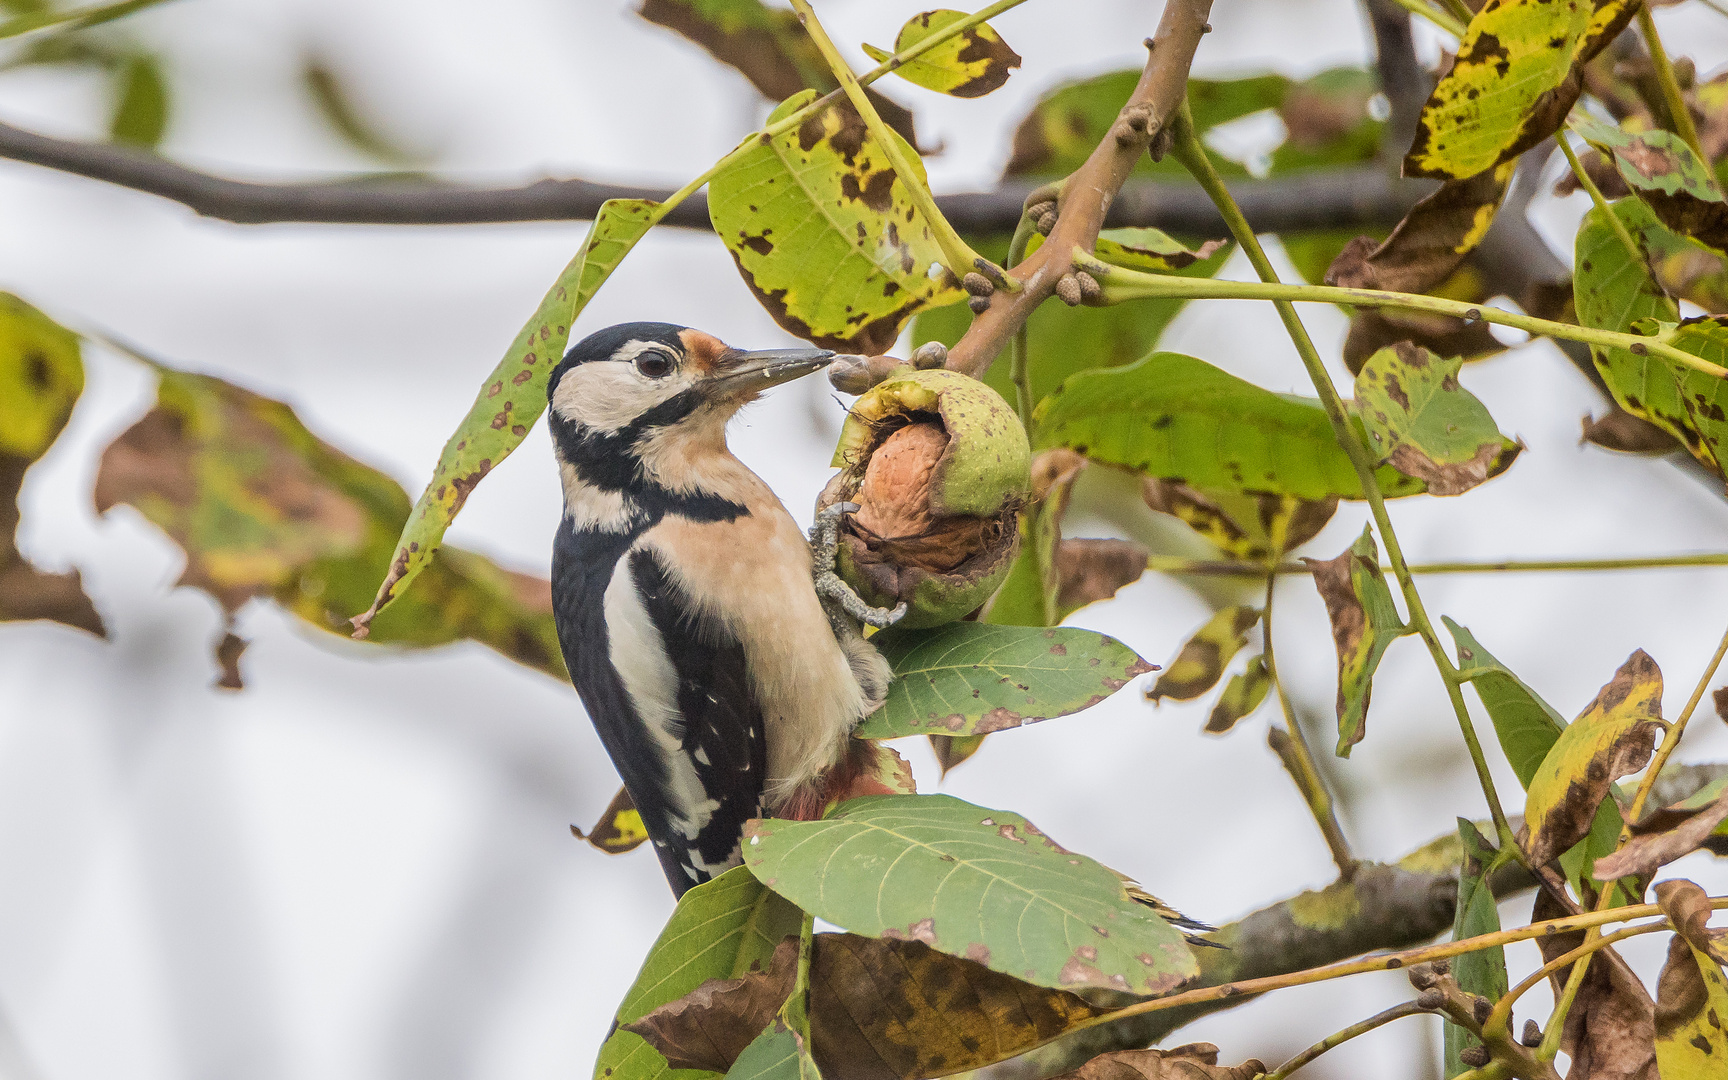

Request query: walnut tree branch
[
  {"left": 0, "top": 116, "right": 1418, "bottom": 234},
  {"left": 942, "top": 0, "right": 1217, "bottom": 380}
]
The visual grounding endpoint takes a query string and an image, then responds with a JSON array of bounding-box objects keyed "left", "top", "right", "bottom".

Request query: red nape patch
[
  {"left": 771, "top": 741, "right": 894, "bottom": 821},
  {"left": 677, "top": 329, "right": 730, "bottom": 376}
]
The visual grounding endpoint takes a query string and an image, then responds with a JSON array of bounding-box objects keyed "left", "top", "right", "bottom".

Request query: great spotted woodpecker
[{"left": 547, "top": 322, "right": 900, "bottom": 896}]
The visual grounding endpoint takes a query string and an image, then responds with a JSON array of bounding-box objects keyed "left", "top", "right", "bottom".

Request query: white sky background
[{"left": 3, "top": 1, "right": 1728, "bottom": 1079}]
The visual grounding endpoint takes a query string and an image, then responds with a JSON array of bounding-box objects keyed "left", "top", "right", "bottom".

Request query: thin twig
[
  {"left": 1384, "top": 0, "right": 1467, "bottom": 38},
  {"left": 1164, "top": 99, "right": 1517, "bottom": 855},
  {"left": 1558, "top": 132, "right": 1643, "bottom": 265},
  {"left": 1142, "top": 553, "right": 1728, "bottom": 577},
  {"left": 1261, "top": 1001, "right": 1433, "bottom": 1080},
  {"left": 1627, "top": 618, "right": 1728, "bottom": 822},
  {"left": 1636, "top": 6, "right": 1706, "bottom": 161}
]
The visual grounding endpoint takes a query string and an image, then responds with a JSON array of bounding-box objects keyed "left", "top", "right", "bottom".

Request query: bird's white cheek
[{"left": 551, "top": 362, "right": 693, "bottom": 434}]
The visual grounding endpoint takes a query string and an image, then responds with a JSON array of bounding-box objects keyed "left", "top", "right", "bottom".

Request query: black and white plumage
[{"left": 547, "top": 322, "right": 892, "bottom": 895}]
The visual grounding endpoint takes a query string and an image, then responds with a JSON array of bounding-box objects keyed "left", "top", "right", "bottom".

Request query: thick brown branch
[
  {"left": 979, "top": 764, "right": 1728, "bottom": 1080},
  {"left": 0, "top": 117, "right": 1416, "bottom": 234},
  {"left": 945, "top": 0, "right": 1217, "bottom": 379}
]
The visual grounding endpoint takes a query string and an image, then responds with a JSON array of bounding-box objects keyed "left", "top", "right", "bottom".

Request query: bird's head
[{"left": 547, "top": 321, "right": 833, "bottom": 493}]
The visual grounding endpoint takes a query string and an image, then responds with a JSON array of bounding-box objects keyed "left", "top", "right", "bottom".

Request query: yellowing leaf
[
  {"left": 1654, "top": 880, "right": 1728, "bottom": 1078},
  {"left": 574, "top": 787, "right": 651, "bottom": 855},
  {"left": 709, "top": 94, "right": 962, "bottom": 354},
  {"left": 96, "top": 368, "right": 567, "bottom": 682},
  {"left": 1405, "top": 0, "right": 1638, "bottom": 182},
  {"left": 1303, "top": 526, "right": 1409, "bottom": 757},
  {"left": 1205, "top": 655, "right": 1271, "bottom": 735},
  {"left": 0, "top": 293, "right": 103, "bottom": 637},
  {"left": 1147, "top": 606, "right": 1260, "bottom": 705},
  {"left": 1141, "top": 479, "right": 1337, "bottom": 562},
  {"left": 861, "top": 10, "right": 1019, "bottom": 99},
  {"left": 1354, "top": 342, "right": 1518, "bottom": 497},
  {"left": 355, "top": 198, "right": 662, "bottom": 631},
  {"left": 1325, "top": 160, "right": 1516, "bottom": 295},
  {"left": 1523, "top": 651, "right": 1665, "bottom": 868}
]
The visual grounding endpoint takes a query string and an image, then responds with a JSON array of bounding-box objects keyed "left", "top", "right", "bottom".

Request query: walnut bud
[
  {"left": 1055, "top": 274, "right": 1083, "bottom": 306},
  {"left": 962, "top": 272, "right": 994, "bottom": 297},
  {"left": 910, "top": 342, "right": 948, "bottom": 370},
  {"left": 967, "top": 294, "right": 991, "bottom": 314},
  {"left": 820, "top": 369, "right": 1030, "bottom": 628},
  {"left": 1458, "top": 1046, "right": 1490, "bottom": 1068},
  {"left": 1037, "top": 211, "right": 1057, "bottom": 235}
]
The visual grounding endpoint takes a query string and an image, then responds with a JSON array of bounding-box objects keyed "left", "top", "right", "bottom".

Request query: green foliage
[
  {"left": 1571, "top": 114, "right": 1728, "bottom": 254},
  {"left": 107, "top": 51, "right": 166, "bottom": 146},
  {"left": 597, "top": 868, "right": 802, "bottom": 1080},
  {"left": 852, "top": 622, "right": 1152, "bottom": 739},
  {"left": 1574, "top": 199, "right": 1728, "bottom": 477},
  {"left": 356, "top": 198, "right": 663, "bottom": 632},
  {"left": 1033, "top": 351, "right": 1429, "bottom": 500},
  {"left": 1444, "top": 821, "right": 1507, "bottom": 1078},
  {"left": 1353, "top": 343, "right": 1516, "bottom": 497},
  {"left": 1447, "top": 619, "right": 1566, "bottom": 788},
  {"left": 708, "top": 92, "right": 962, "bottom": 355},
  {"left": 742, "top": 794, "right": 1197, "bottom": 995}
]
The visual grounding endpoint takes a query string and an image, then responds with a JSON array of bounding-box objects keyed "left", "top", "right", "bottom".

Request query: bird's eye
[{"left": 635, "top": 351, "right": 675, "bottom": 379}]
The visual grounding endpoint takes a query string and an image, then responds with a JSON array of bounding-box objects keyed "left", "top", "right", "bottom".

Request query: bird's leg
[{"left": 809, "top": 502, "right": 907, "bottom": 631}]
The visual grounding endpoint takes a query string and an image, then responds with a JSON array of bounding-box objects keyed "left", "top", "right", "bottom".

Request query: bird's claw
[{"left": 809, "top": 502, "right": 907, "bottom": 631}]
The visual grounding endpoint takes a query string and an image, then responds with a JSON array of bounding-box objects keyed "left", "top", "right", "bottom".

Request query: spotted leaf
[
  {"left": 853, "top": 621, "right": 1153, "bottom": 739},
  {"left": 1575, "top": 199, "right": 1728, "bottom": 478},
  {"left": 1404, "top": 0, "right": 1638, "bottom": 182},
  {"left": 1033, "top": 351, "right": 1432, "bottom": 501},
  {"left": 1141, "top": 479, "right": 1337, "bottom": 563},
  {"left": 1445, "top": 820, "right": 1508, "bottom": 1077},
  {"left": 355, "top": 198, "right": 663, "bottom": 632},
  {"left": 1147, "top": 606, "right": 1259, "bottom": 705},
  {"left": 1522, "top": 651, "right": 1665, "bottom": 868},
  {"left": 1654, "top": 881, "right": 1728, "bottom": 1078},
  {"left": 1571, "top": 113, "right": 1728, "bottom": 254},
  {"left": 861, "top": 10, "right": 1020, "bottom": 99},
  {"left": 1204, "top": 655, "right": 1272, "bottom": 735},
  {"left": 708, "top": 92, "right": 962, "bottom": 354},
  {"left": 1354, "top": 342, "right": 1518, "bottom": 497},
  {"left": 1303, "top": 526, "right": 1409, "bottom": 757},
  {"left": 742, "top": 794, "right": 1198, "bottom": 995}
]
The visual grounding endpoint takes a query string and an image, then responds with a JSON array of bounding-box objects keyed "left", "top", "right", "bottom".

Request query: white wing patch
[{"left": 601, "top": 557, "right": 735, "bottom": 879}]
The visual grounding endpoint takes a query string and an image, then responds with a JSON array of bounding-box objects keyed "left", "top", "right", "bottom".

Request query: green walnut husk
[{"left": 819, "top": 368, "right": 1031, "bottom": 628}]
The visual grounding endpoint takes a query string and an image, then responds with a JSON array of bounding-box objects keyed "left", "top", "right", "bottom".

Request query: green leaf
[
  {"left": 860, "top": 10, "right": 1019, "bottom": 99},
  {"left": 1523, "top": 651, "right": 1664, "bottom": 868},
  {"left": 597, "top": 867, "right": 802, "bottom": 1080},
  {"left": 1147, "top": 606, "right": 1259, "bottom": 705},
  {"left": 1354, "top": 343, "right": 1517, "bottom": 497},
  {"left": 1302, "top": 526, "right": 1408, "bottom": 757},
  {"left": 1205, "top": 654, "right": 1272, "bottom": 735},
  {"left": 355, "top": 197, "right": 662, "bottom": 631},
  {"left": 0, "top": 0, "right": 171, "bottom": 38},
  {"left": 1267, "top": 67, "right": 1384, "bottom": 176},
  {"left": 0, "top": 293, "right": 103, "bottom": 636},
  {"left": 852, "top": 622, "right": 1154, "bottom": 739},
  {"left": 724, "top": 1021, "right": 816, "bottom": 1080},
  {"left": 1404, "top": 0, "right": 1638, "bottom": 181},
  {"left": 913, "top": 236, "right": 1232, "bottom": 408},
  {"left": 1026, "top": 228, "right": 1225, "bottom": 275},
  {"left": 301, "top": 54, "right": 424, "bottom": 165},
  {"left": 1570, "top": 114, "right": 1728, "bottom": 254},
  {"left": 1446, "top": 618, "right": 1566, "bottom": 789},
  {"left": 742, "top": 794, "right": 1198, "bottom": 995},
  {"left": 1575, "top": 199, "right": 1728, "bottom": 477},
  {"left": 95, "top": 368, "right": 567, "bottom": 681},
  {"left": 707, "top": 93, "right": 962, "bottom": 354},
  {"left": 1005, "top": 70, "right": 1287, "bottom": 181},
  {"left": 109, "top": 52, "right": 166, "bottom": 147},
  {"left": 1446, "top": 620, "right": 1631, "bottom": 902},
  {"left": 1032, "top": 351, "right": 1431, "bottom": 501},
  {"left": 1444, "top": 820, "right": 1508, "bottom": 1079}
]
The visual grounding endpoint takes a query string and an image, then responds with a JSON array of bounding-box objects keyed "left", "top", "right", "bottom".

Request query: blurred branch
[
  {"left": 978, "top": 763, "right": 1728, "bottom": 1080},
  {"left": 1359, "top": 0, "right": 1433, "bottom": 160},
  {"left": 0, "top": 117, "right": 1421, "bottom": 233}
]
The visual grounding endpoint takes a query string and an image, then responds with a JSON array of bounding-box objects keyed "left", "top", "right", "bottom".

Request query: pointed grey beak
[{"left": 707, "top": 347, "right": 836, "bottom": 391}]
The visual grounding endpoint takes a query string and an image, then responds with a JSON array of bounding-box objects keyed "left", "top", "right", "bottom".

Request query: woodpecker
[{"left": 547, "top": 322, "right": 899, "bottom": 896}]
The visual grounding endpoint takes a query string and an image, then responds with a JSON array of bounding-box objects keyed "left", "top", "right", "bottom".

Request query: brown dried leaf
[
  {"left": 1325, "top": 160, "right": 1516, "bottom": 296},
  {"left": 1141, "top": 479, "right": 1337, "bottom": 562},
  {"left": 636, "top": 0, "right": 918, "bottom": 145},
  {"left": 1582, "top": 408, "right": 1685, "bottom": 455},
  {"left": 929, "top": 732, "right": 985, "bottom": 777},
  {"left": 1656, "top": 879, "right": 1728, "bottom": 965},
  {"left": 625, "top": 932, "right": 1108, "bottom": 1080},
  {"left": 1053, "top": 538, "right": 1149, "bottom": 618},
  {"left": 1533, "top": 888, "right": 1658, "bottom": 1080},
  {"left": 1342, "top": 308, "right": 1504, "bottom": 375},
  {"left": 1305, "top": 527, "right": 1406, "bottom": 756},
  {"left": 1593, "top": 790, "right": 1728, "bottom": 883},
  {"left": 1653, "top": 881, "right": 1728, "bottom": 1077},
  {"left": 1047, "top": 1045, "right": 1266, "bottom": 1080}
]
